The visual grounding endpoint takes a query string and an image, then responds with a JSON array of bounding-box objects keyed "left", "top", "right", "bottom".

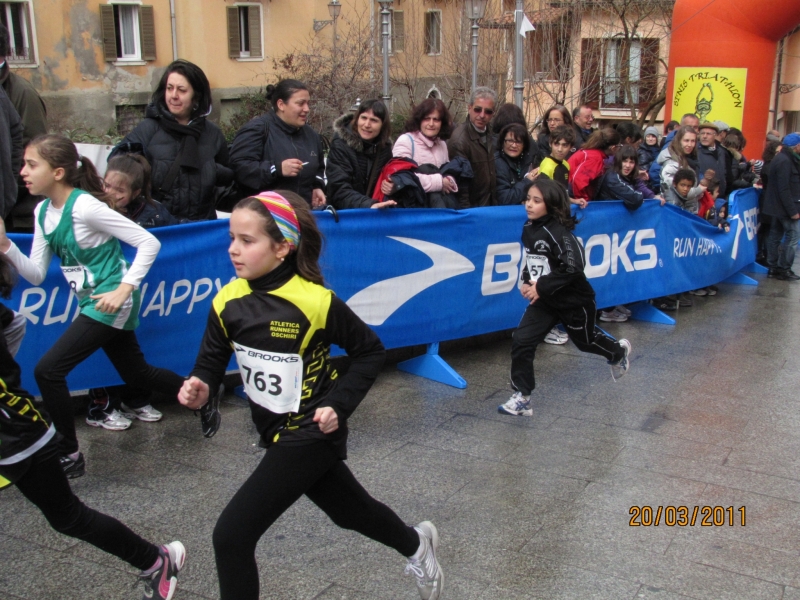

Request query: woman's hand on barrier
[
  {"left": 0, "top": 217, "right": 9, "bottom": 253},
  {"left": 314, "top": 406, "right": 339, "bottom": 434},
  {"left": 525, "top": 167, "right": 540, "bottom": 181},
  {"left": 381, "top": 179, "right": 396, "bottom": 196},
  {"left": 371, "top": 200, "right": 397, "bottom": 209},
  {"left": 655, "top": 195, "right": 666, "bottom": 206},
  {"left": 91, "top": 283, "right": 133, "bottom": 314},
  {"left": 442, "top": 176, "right": 458, "bottom": 194},
  {"left": 281, "top": 158, "right": 305, "bottom": 177},
  {"left": 312, "top": 188, "right": 326, "bottom": 209},
  {"left": 178, "top": 376, "right": 209, "bottom": 410},
  {"left": 570, "top": 197, "right": 587, "bottom": 209}
]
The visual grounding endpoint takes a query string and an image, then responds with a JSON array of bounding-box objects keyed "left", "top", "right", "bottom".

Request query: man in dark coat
[
  {"left": 697, "top": 122, "right": 729, "bottom": 197},
  {"left": 763, "top": 133, "right": 800, "bottom": 280},
  {"left": 572, "top": 105, "right": 594, "bottom": 149},
  {"left": 0, "top": 24, "right": 46, "bottom": 231},
  {"left": 447, "top": 87, "right": 497, "bottom": 207}
]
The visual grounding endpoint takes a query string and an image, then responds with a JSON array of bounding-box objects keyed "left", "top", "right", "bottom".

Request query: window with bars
[
  {"left": 580, "top": 37, "right": 659, "bottom": 109},
  {"left": 0, "top": 1, "right": 34, "bottom": 64},
  {"left": 100, "top": 3, "right": 156, "bottom": 62},
  {"left": 425, "top": 10, "right": 441, "bottom": 55},
  {"left": 226, "top": 4, "right": 262, "bottom": 59}
]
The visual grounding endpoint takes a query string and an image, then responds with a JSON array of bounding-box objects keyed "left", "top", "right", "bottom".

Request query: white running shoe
[
  {"left": 85, "top": 409, "right": 132, "bottom": 431},
  {"left": 599, "top": 309, "right": 628, "bottom": 323},
  {"left": 610, "top": 339, "right": 632, "bottom": 381},
  {"left": 498, "top": 391, "right": 533, "bottom": 417},
  {"left": 614, "top": 304, "right": 632, "bottom": 317},
  {"left": 140, "top": 540, "right": 186, "bottom": 600},
  {"left": 405, "top": 521, "right": 443, "bottom": 600},
  {"left": 544, "top": 327, "right": 569, "bottom": 345},
  {"left": 120, "top": 403, "right": 163, "bottom": 422}
]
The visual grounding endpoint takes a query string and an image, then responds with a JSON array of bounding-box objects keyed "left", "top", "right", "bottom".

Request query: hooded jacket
[
  {"left": 568, "top": 148, "right": 606, "bottom": 201},
  {"left": 113, "top": 103, "right": 231, "bottom": 221},
  {"left": 658, "top": 149, "right": 703, "bottom": 204},
  {"left": 230, "top": 111, "right": 325, "bottom": 205},
  {"left": 327, "top": 113, "right": 392, "bottom": 209},
  {"left": 762, "top": 146, "right": 800, "bottom": 219}
]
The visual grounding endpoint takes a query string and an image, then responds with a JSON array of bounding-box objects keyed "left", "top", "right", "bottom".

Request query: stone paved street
[{"left": 2, "top": 272, "right": 800, "bottom": 599}]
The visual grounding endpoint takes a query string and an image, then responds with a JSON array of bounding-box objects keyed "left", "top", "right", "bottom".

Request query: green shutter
[
  {"left": 227, "top": 6, "right": 240, "bottom": 58},
  {"left": 100, "top": 4, "right": 118, "bottom": 62},
  {"left": 140, "top": 5, "right": 156, "bottom": 61},
  {"left": 248, "top": 5, "right": 261, "bottom": 58}
]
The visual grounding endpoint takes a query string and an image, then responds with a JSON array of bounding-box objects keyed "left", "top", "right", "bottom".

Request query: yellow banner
[{"left": 672, "top": 68, "right": 747, "bottom": 129}]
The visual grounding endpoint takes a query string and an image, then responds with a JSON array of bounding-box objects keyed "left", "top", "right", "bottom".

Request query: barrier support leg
[
  {"left": 397, "top": 342, "right": 467, "bottom": 389},
  {"left": 628, "top": 301, "right": 676, "bottom": 325},
  {"left": 742, "top": 262, "right": 769, "bottom": 275},
  {"left": 723, "top": 271, "right": 758, "bottom": 286}
]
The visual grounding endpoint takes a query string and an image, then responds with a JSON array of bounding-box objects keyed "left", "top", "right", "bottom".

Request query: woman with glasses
[
  {"left": 536, "top": 105, "right": 573, "bottom": 159},
  {"left": 495, "top": 123, "right": 538, "bottom": 206}
]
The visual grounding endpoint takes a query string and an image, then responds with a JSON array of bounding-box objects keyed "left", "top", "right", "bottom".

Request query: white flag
[{"left": 519, "top": 13, "right": 535, "bottom": 37}]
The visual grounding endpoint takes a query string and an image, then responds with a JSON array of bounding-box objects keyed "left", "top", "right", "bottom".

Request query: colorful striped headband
[{"left": 254, "top": 192, "right": 301, "bottom": 250}]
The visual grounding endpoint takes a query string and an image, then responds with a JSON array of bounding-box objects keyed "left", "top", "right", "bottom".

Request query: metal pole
[
  {"left": 380, "top": 3, "right": 391, "bottom": 105},
  {"left": 471, "top": 17, "right": 479, "bottom": 93},
  {"left": 333, "top": 18, "right": 338, "bottom": 59},
  {"left": 514, "top": 0, "right": 524, "bottom": 108}
]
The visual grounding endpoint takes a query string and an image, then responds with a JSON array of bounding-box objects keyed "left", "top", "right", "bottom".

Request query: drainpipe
[
  {"left": 774, "top": 36, "right": 784, "bottom": 130},
  {"left": 170, "top": 0, "right": 178, "bottom": 60}
]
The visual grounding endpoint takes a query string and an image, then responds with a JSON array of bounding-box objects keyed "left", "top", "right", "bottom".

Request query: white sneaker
[
  {"left": 120, "top": 403, "right": 163, "bottom": 422},
  {"left": 498, "top": 391, "right": 533, "bottom": 417},
  {"left": 405, "top": 521, "right": 443, "bottom": 600},
  {"left": 614, "top": 304, "right": 632, "bottom": 317},
  {"left": 599, "top": 309, "right": 628, "bottom": 323},
  {"left": 544, "top": 326, "right": 569, "bottom": 345},
  {"left": 610, "top": 339, "right": 632, "bottom": 381},
  {"left": 85, "top": 409, "right": 132, "bottom": 431}
]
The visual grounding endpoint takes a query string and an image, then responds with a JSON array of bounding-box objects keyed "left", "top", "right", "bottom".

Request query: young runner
[
  {"left": 0, "top": 252, "right": 184, "bottom": 600},
  {"left": 500, "top": 178, "right": 632, "bottom": 417},
  {"left": 0, "top": 134, "right": 185, "bottom": 477},
  {"left": 178, "top": 190, "right": 443, "bottom": 600}
]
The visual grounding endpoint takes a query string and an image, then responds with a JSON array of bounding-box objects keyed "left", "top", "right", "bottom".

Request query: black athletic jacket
[
  {"left": 0, "top": 314, "right": 55, "bottom": 468},
  {"left": 191, "top": 261, "right": 384, "bottom": 456},
  {"left": 521, "top": 214, "right": 595, "bottom": 311}
]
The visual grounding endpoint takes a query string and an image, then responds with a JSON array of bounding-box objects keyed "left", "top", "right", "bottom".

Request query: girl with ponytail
[
  {"left": 0, "top": 134, "right": 185, "bottom": 477},
  {"left": 179, "top": 190, "right": 443, "bottom": 600}
]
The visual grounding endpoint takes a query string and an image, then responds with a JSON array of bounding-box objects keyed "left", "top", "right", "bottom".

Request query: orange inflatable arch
[{"left": 665, "top": 0, "right": 800, "bottom": 148}]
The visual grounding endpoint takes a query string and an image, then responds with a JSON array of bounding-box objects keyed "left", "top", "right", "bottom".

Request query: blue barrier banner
[{"left": 9, "top": 188, "right": 758, "bottom": 394}]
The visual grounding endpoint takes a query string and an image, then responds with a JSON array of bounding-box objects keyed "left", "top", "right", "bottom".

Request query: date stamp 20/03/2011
[{"left": 629, "top": 506, "right": 745, "bottom": 527}]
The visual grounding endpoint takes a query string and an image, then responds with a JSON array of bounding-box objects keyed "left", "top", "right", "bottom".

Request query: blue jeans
[{"left": 766, "top": 216, "right": 800, "bottom": 271}]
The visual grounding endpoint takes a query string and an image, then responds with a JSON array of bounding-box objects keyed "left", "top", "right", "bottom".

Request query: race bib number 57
[
  {"left": 233, "top": 343, "right": 302, "bottom": 414},
  {"left": 525, "top": 254, "right": 551, "bottom": 282}
]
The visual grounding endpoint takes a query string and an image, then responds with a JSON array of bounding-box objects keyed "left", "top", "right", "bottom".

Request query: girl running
[
  {"left": 0, "top": 253, "right": 184, "bottom": 600},
  {"left": 0, "top": 134, "right": 185, "bottom": 477},
  {"left": 500, "top": 178, "right": 632, "bottom": 417},
  {"left": 178, "top": 191, "right": 443, "bottom": 600}
]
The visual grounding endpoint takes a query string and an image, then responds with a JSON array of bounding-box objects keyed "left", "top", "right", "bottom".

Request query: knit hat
[
  {"left": 713, "top": 121, "right": 730, "bottom": 132},
  {"left": 644, "top": 126, "right": 660, "bottom": 140},
  {"left": 782, "top": 132, "right": 800, "bottom": 148},
  {"left": 698, "top": 122, "right": 719, "bottom": 132}
]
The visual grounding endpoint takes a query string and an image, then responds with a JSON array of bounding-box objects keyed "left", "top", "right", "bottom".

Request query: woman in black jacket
[
  {"left": 112, "top": 60, "right": 232, "bottom": 222},
  {"left": 495, "top": 123, "right": 537, "bottom": 205},
  {"left": 229, "top": 79, "right": 326, "bottom": 207},
  {"left": 327, "top": 99, "right": 394, "bottom": 209},
  {"left": 536, "top": 105, "right": 573, "bottom": 159}
]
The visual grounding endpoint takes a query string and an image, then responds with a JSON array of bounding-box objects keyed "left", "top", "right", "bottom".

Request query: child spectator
[
  {"left": 596, "top": 145, "right": 660, "bottom": 211},
  {"left": 697, "top": 169, "right": 718, "bottom": 220},
  {"left": 638, "top": 127, "right": 661, "bottom": 175},
  {"left": 538, "top": 125, "right": 573, "bottom": 191},
  {"left": 499, "top": 178, "right": 631, "bottom": 418},
  {"left": 665, "top": 168, "right": 700, "bottom": 213},
  {"left": 568, "top": 127, "right": 620, "bottom": 204}
]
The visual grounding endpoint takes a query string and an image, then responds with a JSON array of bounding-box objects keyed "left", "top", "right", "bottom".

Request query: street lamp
[
  {"left": 466, "top": 0, "right": 488, "bottom": 93},
  {"left": 313, "top": 0, "right": 341, "bottom": 32},
  {"left": 379, "top": 1, "right": 394, "bottom": 105}
]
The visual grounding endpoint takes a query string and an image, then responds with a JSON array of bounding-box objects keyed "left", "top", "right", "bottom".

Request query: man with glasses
[{"left": 448, "top": 87, "right": 498, "bottom": 207}]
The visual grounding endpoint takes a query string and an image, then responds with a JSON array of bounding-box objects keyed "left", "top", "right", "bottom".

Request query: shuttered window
[
  {"left": 227, "top": 4, "right": 263, "bottom": 60},
  {"left": 0, "top": 1, "right": 36, "bottom": 64},
  {"left": 99, "top": 3, "right": 156, "bottom": 62},
  {"left": 391, "top": 10, "right": 404, "bottom": 53},
  {"left": 425, "top": 10, "right": 441, "bottom": 55}
]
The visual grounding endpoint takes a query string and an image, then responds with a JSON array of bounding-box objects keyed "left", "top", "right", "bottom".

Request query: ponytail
[
  {"left": 106, "top": 153, "right": 155, "bottom": 206},
  {"left": 27, "top": 135, "right": 114, "bottom": 208},
  {"left": 234, "top": 191, "right": 324, "bottom": 286}
]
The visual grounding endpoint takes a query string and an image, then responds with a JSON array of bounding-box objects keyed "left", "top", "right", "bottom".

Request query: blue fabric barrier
[{"left": 8, "top": 188, "right": 759, "bottom": 394}]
